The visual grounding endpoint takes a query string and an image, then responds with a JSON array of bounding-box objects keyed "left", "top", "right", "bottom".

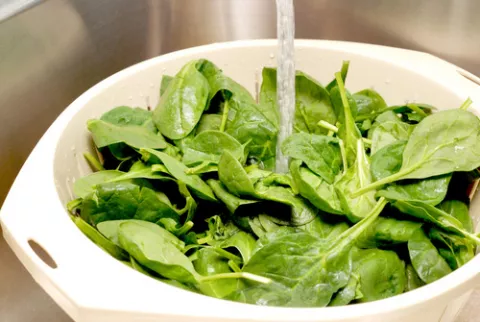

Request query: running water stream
[{"left": 275, "top": 0, "right": 295, "bottom": 173}]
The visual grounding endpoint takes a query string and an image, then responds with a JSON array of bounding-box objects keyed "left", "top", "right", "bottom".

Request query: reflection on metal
[{"left": 0, "top": 1, "right": 480, "bottom": 321}]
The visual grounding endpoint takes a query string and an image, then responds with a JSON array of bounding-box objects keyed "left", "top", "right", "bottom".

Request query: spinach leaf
[
  {"left": 370, "top": 121, "right": 414, "bottom": 155},
  {"left": 100, "top": 106, "right": 154, "bottom": 129},
  {"left": 438, "top": 200, "right": 473, "bottom": 233},
  {"left": 81, "top": 181, "right": 180, "bottom": 226},
  {"left": 281, "top": 133, "right": 342, "bottom": 184},
  {"left": 429, "top": 228, "right": 474, "bottom": 270},
  {"left": 153, "top": 60, "right": 210, "bottom": 139},
  {"left": 196, "top": 114, "right": 222, "bottom": 133},
  {"left": 356, "top": 217, "right": 422, "bottom": 248},
  {"left": 293, "top": 71, "right": 336, "bottom": 135},
  {"left": 334, "top": 73, "right": 362, "bottom": 167},
  {"left": 141, "top": 148, "right": 217, "bottom": 202},
  {"left": 329, "top": 274, "right": 362, "bottom": 306},
  {"left": 408, "top": 229, "right": 452, "bottom": 284},
  {"left": 372, "top": 141, "right": 451, "bottom": 205},
  {"left": 217, "top": 231, "right": 256, "bottom": 263},
  {"left": 159, "top": 75, "right": 173, "bottom": 97},
  {"left": 88, "top": 119, "right": 167, "bottom": 150},
  {"left": 330, "top": 87, "right": 358, "bottom": 123},
  {"left": 326, "top": 60, "right": 350, "bottom": 92},
  {"left": 241, "top": 198, "right": 387, "bottom": 307},
  {"left": 218, "top": 151, "right": 256, "bottom": 197},
  {"left": 97, "top": 219, "right": 185, "bottom": 250},
  {"left": 193, "top": 248, "right": 238, "bottom": 298},
  {"left": 335, "top": 140, "right": 376, "bottom": 222},
  {"left": 370, "top": 141, "right": 406, "bottom": 181},
  {"left": 196, "top": 59, "right": 255, "bottom": 105},
  {"left": 73, "top": 170, "right": 123, "bottom": 198},
  {"left": 259, "top": 68, "right": 281, "bottom": 128},
  {"left": 353, "top": 89, "right": 388, "bottom": 121},
  {"left": 207, "top": 179, "right": 259, "bottom": 219},
  {"left": 391, "top": 200, "right": 480, "bottom": 244},
  {"left": 354, "top": 109, "right": 480, "bottom": 195},
  {"left": 118, "top": 221, "right": 200, "bottom": 283},
  {"left": 225, "top": 99, "right": 278, "bottom": 170},
  {"left": 182, "top": 130, "right": 244, "bottom": 166},
  {"left": 290, "top": 160, "right": 343, "bottom": 214},
  {"left": 405, "top": 264, "right": 425, "bottom": 291},
  {"left": 254, "top": 180, "right": 318, "bottom": 226},
  {"left": 299, "top": 214, "right": 349, "bottom": 240},
  {"left": 71, "top": 215, "right": 128, "bottom": 260},
  {"left": 353, "top": 248, "right": 406, "bottom": 302}
]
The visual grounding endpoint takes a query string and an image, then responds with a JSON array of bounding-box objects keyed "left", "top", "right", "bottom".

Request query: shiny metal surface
[{"left": 0, "top": 1, "right": 479, "bottom": 321}]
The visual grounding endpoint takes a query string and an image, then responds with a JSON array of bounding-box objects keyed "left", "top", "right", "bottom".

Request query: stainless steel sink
[{"left": 1, "top": 1, "right": 479, "bottom": 321}]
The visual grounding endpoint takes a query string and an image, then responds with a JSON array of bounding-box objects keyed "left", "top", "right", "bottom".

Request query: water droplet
[
  {"left": 128, "top": 96, "right": 133, "bottom": 100},
  {"left": 269, "top": 53, "right": 275, "bottom": 59},
  {"left": 162, "top": 68, "right": 166, "bottom": 72},
  {"left": 385, "top": 78, "right": 391, "bottom": 84},
  {"left": 149, "top": 83, "right": 154, "bottom": 88},
  {"left": 70, "top": 146, "right": 75, "bottom": 151}
]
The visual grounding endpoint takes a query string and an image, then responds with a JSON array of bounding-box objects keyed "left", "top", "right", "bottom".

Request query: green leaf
[
  {"left": 159, "top": 75, "right": 173, "bottom": 97},
  {"left": 281, "top": 133, "right": 342, "bottom": 184},
  {"left": 118, "top": 221, "right": 200, "bottom": 283},
  {"left": 355, "top": 109, "right": 480, "bottom": 195},
  {"left": 73, "top": 170, "right": 124, "bottom": 198},
  {"left": 88, "top": 119, "right": 167, "bottom": 150},
  {"left": 97, "top": 219, "right": 185, "bottom": 250},
  {"left": 196, "top": 114, "right": 222, "bottom": 133},
  {"left": 141, "top": 148, "right": 217, "bottom": 202},
  {"left": 352, "top": 248, "right": 406, "bottom": 302},
  {"left": 182, "top": 130, "right": 244, "bottom": 166},
  {"left": 370, "top": 141, "right": 406, "bottom": 181},
  {"left": 408, "top": 229, "right": 452, "bottom": 284},
  {"left": 405, "top": 264, "right": 425, "bottom": 292},
  {"left": 259, "top": 68, "right": 281, "bottom": 128},
  {"left": 218, "top": 151, "right": 256, "bottom": 197},
  {"left": 370, "top": 121, "right": 414, "bottom": 155},
  {"left": 290, "top": 160, "right": 343, "bottom": 215},
  {"left": 335, "top": 140, "right": 376, "bottom": 222},
  {"left": 392, "top": 200, "right": 480, "bottom": 245},
  {"left": 71, "top": 215, "right": 128, "bottom": 260},
  {"left": 438, "top": 200, "right": 473, "bottom": 233},
  {"left": 293, "top": 71, "right": 336, "bottom": 135},
  {"left": 326, "top": 61, "right": 350, "bottom": 92},
  {"left": 80, "top": 181, "right": 180, "bottom": 225},
  {"left": 353, "top": 89, "right": 388, "bottom": 121},
  {"left": 153, "top": 60, "right": 210, "bottom": 140},
  {"left": 334, "top": 73, "right": 362, "bottom": 167},
  {"left": 242, "top": 198, "right": 387, "bottom": 307},
  {"left": 225, "top": 100, "right": 278, "bottom": 170},
  {"left": 100, "top": 106, "right": 154, "bottom": 128},
  {"left": 356, "top": 217, "right": 422, "bottom": 248},
  {"left": 193, "top": 248, "right": 239, "bottom": 298},
  {"left": 217, "top": 231, "right": 257, "bottom": 263}
]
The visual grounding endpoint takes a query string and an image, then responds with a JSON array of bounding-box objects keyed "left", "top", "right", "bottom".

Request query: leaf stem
[
  {"left": 67, "top": 198, "right": 82, "bottom": 213},
  {"left": 220, "top": 100, "right": 230, "bottom": 132},
  {"left": 459, "top": 97, "right": 473, "bottom": 111},
  {"left": 185, "top": 161, "right": 213, "bottom": 174},
  {"left": 175, "top": 221, "right": 194, "bottom": 236},
  {"left": 362, "top": 138, "right": 372, "bottom": 146},
  {"left": 317, "top": 120, "right": 339, "bottom": 133},
  {"left": 199, "top": 272, "right": 271, "bottom": 284},
  {"left": 339, "top": 139, "right": 347, "bottom": 174},
  {"left": 228, "top": 260, "right": 242, "bottom": 273},
  {"left": 351, "top": 167, "right": 415, "bottom": 197},
  {"left": 83, "top": 152, "right": 104, "bottom": 172},
  {"left": 209, "top": 247, "right": 242, "bottom": 263},
  {"left": 196, "top": 236, "right": 212, "bottom": 245},
  {"left": 407, "top": 103, "right": 428, "bottom": 117}
]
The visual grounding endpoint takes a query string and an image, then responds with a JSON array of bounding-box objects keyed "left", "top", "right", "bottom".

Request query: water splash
[{"left": 275, "top": 0, "right": 295, "bottom": 173}]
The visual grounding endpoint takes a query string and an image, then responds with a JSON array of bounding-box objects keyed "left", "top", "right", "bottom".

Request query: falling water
[{"left": 275, "top": 0, "right": 295, "bottom": 173}]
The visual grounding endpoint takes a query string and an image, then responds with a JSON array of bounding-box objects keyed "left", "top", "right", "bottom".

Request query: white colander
[{"left": 2, "top": 40, "right": 480, "bottom": 322}]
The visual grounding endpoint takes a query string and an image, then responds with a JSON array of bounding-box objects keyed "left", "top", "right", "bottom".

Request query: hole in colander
[
  {"left": 457, "top": 69, "right": 480, "bottom": 87},
  {"left": 28, "top": 239, "right": 57, "bottom": 269}
]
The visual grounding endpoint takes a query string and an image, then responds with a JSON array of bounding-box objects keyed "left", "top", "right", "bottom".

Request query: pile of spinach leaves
[{"left": 68, "top": 59, "right": 480, "bottom": 307}]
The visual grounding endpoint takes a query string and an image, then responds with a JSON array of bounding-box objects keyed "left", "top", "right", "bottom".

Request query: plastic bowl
[{"left": 2, "top": 40, "right": 480, "bottom": 322}]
